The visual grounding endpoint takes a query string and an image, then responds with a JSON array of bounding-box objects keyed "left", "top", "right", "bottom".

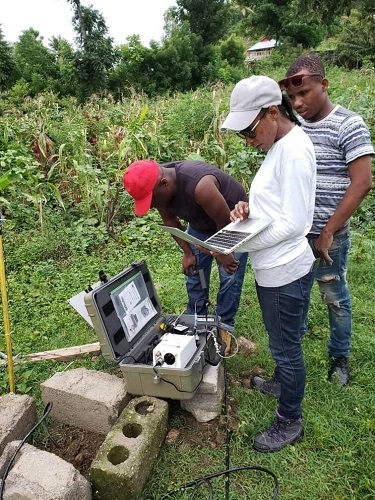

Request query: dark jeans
[
  {"left": 185, "top": 225, "right": 248, "bottom": 332},
  {"left": 303, "top": 231, "right": 352, "bottom": 358},
  {"left": 256, "top": 270, "right": 316, "bottom": 420}
]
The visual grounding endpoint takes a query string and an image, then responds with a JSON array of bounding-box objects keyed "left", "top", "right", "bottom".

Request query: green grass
[
  {"left": 0, "top": 66, "right": 374, "bottom": 498},
  {"left": 1, "top": 216, "right": 374, "bottom": 499}
]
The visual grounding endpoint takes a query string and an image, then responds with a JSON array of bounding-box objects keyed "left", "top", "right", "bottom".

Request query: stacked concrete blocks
[
  {"left": 90, "top": 395, "right": 168, "bottom": 500},
  {"left": 181, "top": 363, "right": 225, "bottom": 422}
]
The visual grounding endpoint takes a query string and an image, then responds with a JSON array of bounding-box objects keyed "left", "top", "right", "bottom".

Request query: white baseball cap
[{"left": 221, "top": 75, "right": 282, "bottom": 131}]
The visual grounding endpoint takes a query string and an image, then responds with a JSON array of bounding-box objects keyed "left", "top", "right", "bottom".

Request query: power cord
[
  {"left": 140, "top": 358, "right": 279, "bottom": 500},
  {"left": 0, "top": 402, "right": 53, "bottom": 500},
  {"left": 194, "top": 301, "right": 239, "bottom": 360},
  {"left": 152, "top": 364, "right": 205, "bottom": 395}
]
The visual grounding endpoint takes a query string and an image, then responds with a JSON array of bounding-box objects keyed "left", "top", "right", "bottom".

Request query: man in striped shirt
[{"left": 276, "top": 54, "right": 373, "bottom": 387}]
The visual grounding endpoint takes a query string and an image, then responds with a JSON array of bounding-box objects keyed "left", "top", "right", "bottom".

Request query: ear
[
  {"left": 268, "top": 105, "right": 279, "bottom": 120},
  {"left": 321, "top": 77, "right": 329, "bottom": 91}
]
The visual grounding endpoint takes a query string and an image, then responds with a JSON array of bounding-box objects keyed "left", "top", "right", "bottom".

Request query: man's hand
[
  {"left": 215, "top": 253, "right": 240, "bottom": 274},
  {"left": 195, "top": 245, "right": 239, "bottom": 274},
  {"left": 230, "top": 201, "right": 249, "bottom": 222},
  {"left": 182, "top": 252, "right": 197, "bottom": 276},
  {"left": 313, "top": 232, "right": 333, "bottom": 266}
]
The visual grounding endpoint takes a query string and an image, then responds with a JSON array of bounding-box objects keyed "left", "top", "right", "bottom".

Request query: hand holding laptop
[
  {"left": 230, "top": 201, "right": 250, "bottom": 222},
  {"left": 200, "top": 250, "right": 240, "bottom": 274},
  {"left": 160, "top": 215, "right": 272, "bottom": 255}
]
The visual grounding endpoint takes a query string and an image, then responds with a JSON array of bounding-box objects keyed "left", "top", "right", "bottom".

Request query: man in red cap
[{"left": 123, "top": 159, "right": 248, "bottom": 344}]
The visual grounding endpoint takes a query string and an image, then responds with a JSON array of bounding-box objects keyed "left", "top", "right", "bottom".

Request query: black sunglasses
[
  {"left": 278, "top": 73, "right": 323, "bottom": 91},
  {"left": 236, "top": 108, "right": 269, "bottom": 140}
]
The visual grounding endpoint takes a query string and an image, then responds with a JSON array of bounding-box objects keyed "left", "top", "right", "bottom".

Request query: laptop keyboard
[{"left": 205, "top": 230, "right": 252, "bottom": 250}]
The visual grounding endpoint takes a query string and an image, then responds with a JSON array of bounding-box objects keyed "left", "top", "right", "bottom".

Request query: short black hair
[{"left": 286, "top": 53, "right": 325, "bottom": 78}]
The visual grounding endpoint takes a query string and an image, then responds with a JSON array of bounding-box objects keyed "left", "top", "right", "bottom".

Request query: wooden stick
[{"left": 0, "top": 342, "right": 101, "bottom": 365}]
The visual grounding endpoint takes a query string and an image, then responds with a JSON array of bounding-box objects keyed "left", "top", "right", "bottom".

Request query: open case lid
[{"left": 85, "top": 260, "right": 163, "bottom": 362}]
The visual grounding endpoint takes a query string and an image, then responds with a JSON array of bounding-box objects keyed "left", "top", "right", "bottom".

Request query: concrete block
[
  {"left": 181, "top": 363, "right": 225, "bottom": 422},
  {"left": 196, "top": 363, "right": 224, "bottom": 395},
  {"left": 0, "top": 441, "right": 91, "bottom": 499},
  {"left": 90, "top": 395, "right": 168, "bottom": 500},
  {"left": 0, "top": 393, "right": 36, "bottom": 455},
  {"left": 40, "top": 368, "right": 131, "bottom": 434}
]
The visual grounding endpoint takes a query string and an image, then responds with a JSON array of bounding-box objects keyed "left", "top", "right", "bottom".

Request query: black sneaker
[
  {"left": 328, "top": 357, "right": 349, "bottom": 386},
  {"left": 253, "top": 414, "right": 303, "bottom": 453},
  {"left": 251, "top": 376, "right": 281, "bottom": 398}
]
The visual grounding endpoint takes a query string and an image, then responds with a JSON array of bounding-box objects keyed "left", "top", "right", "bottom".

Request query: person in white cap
[{"left": 221, "top": 75, "right": 318, "bottom": 452}]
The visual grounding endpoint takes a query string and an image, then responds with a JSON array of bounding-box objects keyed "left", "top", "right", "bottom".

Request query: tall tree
[
  {"left": 175, "top": 0, "right": 232, "bottom": 45},
  {"left": 67, "top": 0, "right": 118, "bottom": 100},
  {"left": 107, "top": 35, "right": 151, "bottom": 97},
  {"left": 0, "top": 27, "right": 17, "bottom": 90},
  {"left": 335, "top": 8, "right": 375, "bottom": 68},
  {"left": 67, "top": 0, "right": 87, "bottom": 42},
  {"left": 13, "top": 29, "right": 58, "bottom": 95},
  {"left": 237, "top": 0, "right": 326, "bottom": 48},
  {"left": 293, "top": 0, "right": 353, "bottom": 24},
  {"left": 49, "top": 36, "right": 79, "bottom": 97}
]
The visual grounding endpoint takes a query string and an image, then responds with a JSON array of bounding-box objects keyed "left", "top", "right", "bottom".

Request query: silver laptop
[{"left": 161, "top": 217, "right": 272, "bottom": 255}]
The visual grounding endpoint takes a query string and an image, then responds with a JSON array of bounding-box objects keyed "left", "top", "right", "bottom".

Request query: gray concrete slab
[
  {"left": 0, "top": 393, "right": 36, "bottom": 455},
  {"left": 0, "top": 441, "right": 92, "bottom": 499},
  {"left": 181, "top": 363, "right": 225, "bottom": 422},
  {"left": 40, "top": 368, "right": 131, "bottom": 434}
]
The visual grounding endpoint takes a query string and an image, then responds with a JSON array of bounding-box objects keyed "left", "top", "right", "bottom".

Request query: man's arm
[
  {"left": 158, "top": 207, "right": 197, "bottom": 275},
  {"left": 194, "top": 175, "right": 233, "bottom": 230},
  {"left": 315, "top": 155, "right": 373, "bottom": 264},
  {"left": 194, "top": 175, "right": 241, "bottom": 274}
]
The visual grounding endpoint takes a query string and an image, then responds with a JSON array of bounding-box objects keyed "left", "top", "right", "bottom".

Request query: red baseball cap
[{"left": 123, "top": 159, "right": 160, "bottom": 216}]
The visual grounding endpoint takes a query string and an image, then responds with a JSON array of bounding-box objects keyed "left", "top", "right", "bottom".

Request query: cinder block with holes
[{"left": 90, "top": 395, "right": 168, "bottom": 500}]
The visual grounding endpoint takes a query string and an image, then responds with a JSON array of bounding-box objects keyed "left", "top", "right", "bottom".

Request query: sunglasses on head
[
  {"left": 236, "top": 108, "right": 269, "bottom": 140},
  {"left": 278, "top": 73, "right": 323, "bottom": 91}
]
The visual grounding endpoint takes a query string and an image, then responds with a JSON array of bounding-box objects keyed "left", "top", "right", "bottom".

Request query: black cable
[
  {"left": 0, "top": 402, "right": 53, "bottom": 500},
  {"left": 189, "top": 478, "right": 213, "bottom": 499},
  {"left": 194, "top": 298, "right": 213, "bottom": 317},
  {"left": 140, "top": 465, "right": 279, "bottom": 499},
  {"left": 223, "top": 359, "right": 230, "bottom": 500},
  {"left": 152, "top": 364, "right": 206, "bottom": 394},
  {"left": 141, "top": 356, "right": 279, "bottom": 500}
]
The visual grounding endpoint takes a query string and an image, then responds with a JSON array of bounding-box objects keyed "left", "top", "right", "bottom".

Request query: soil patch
[{"left": 39, "top": 394, "right": 239, "bottom": 479}]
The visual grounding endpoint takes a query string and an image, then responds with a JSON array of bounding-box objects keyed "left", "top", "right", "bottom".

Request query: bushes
[{"left": 0, "top": 69, "right": 374, "bottom": 238}]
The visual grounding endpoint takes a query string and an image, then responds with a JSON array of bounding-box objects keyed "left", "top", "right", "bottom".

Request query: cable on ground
[
  {"left": 0, "top": 402, "right": 53, "bottom": 500},
  {"left": 140, "top": 357, "right": 279, "bottom": 500}
]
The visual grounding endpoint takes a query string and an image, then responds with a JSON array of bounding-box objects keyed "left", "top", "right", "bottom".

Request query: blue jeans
[
  {"left": 303, "top": 232, "right": 352, "bottom": 358},
  {"left": 185, "top": 226, "right": 248, "bottom": 332},
  {"left": 256, "top": 271, "right": 316, "bottom": 420}
]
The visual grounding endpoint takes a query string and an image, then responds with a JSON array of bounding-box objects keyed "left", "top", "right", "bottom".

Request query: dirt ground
[
  {"left": 37, "top": 333, "right": 260, "bottom": 478},
  {"left": 39, "top": 374, "right": 243, "bottom": 479}
]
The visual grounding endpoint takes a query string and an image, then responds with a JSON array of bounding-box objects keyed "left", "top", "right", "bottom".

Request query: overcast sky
[{"left": 0, "top": 0, "right": 176, "bottom": 47}]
